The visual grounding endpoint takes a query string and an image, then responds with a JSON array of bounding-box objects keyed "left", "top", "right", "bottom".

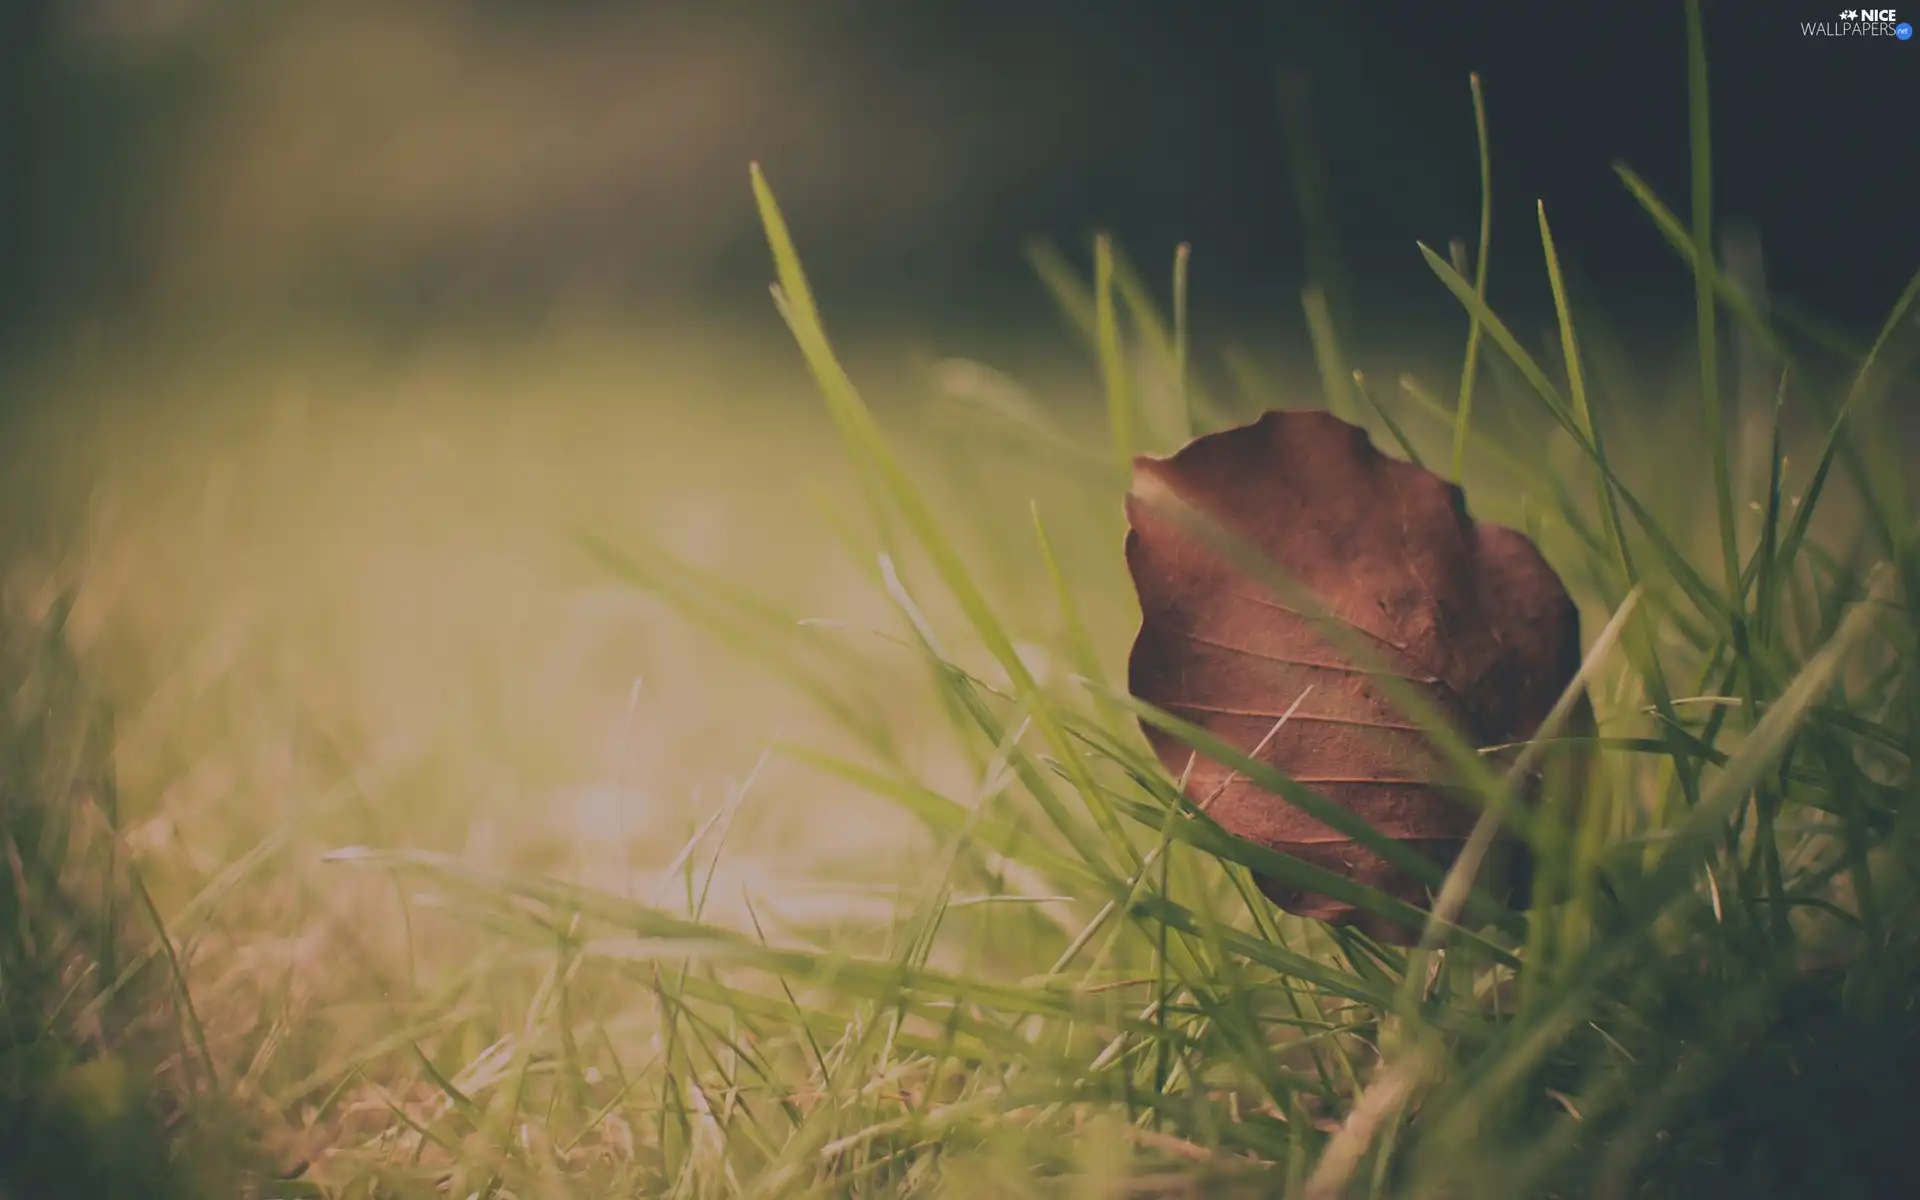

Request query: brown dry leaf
[{"left": 1124, "top": 409, "right": 1583, "bottom": 943}]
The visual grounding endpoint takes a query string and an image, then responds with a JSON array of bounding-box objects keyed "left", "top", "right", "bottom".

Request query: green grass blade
[
  {"left": 1095, "top": 234, "right": 1137, "bottom": 473},
  {"left": 1451, "top": 72, "right": 1494, "bottom": 483},
  {"left": 1302, "top": 285, "right": 1357, "bottom": 426},
  {"left": 1350, "top": 371, "right": 1422, "bottom": 468},
  {"left": 1684, "top": 0, "right": 1744, "bottom": 607}
]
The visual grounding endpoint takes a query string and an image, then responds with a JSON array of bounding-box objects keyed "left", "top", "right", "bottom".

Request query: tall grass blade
[{"left": 1451, "top": 72, "right": 1494, "bottom": 484}]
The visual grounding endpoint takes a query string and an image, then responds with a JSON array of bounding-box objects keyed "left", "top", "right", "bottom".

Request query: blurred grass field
[
  {"left": 5, "top": 10, "right": 1920, "bottom": 1199},
  {"left": 0, "top": 309, "right": 1216, "bottom": 1195}
]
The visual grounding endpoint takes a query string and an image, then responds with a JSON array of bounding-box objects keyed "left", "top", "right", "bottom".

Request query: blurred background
[{"left": 3, "top": 0, "right": 1915, "bottom": 351}]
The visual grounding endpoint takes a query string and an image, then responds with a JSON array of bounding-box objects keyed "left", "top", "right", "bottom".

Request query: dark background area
[{"left": 2, "top": 0, "right": 1915, "bottom": 360}]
